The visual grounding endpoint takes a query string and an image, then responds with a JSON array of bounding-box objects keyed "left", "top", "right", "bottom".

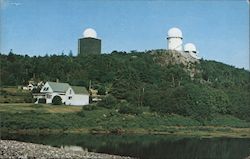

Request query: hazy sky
[{"left": 1, "top": 0, "right": 249, "bottom": 69}]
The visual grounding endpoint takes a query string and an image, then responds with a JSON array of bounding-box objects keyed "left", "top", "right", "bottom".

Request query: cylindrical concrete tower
[
  {"left": 167, "top": 27, "right": 183, "bottom": 52},
  {"left": 78, "top": 28, "right": 101, "bottom": 56}
]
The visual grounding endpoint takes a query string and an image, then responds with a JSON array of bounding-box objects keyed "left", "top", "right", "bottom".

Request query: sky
[{"left": 0, "top": 0, "right": 249, "bottom": 69}]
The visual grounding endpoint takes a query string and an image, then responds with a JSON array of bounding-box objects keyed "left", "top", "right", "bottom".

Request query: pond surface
[{"left": 2, "top": 133, "right": 250, "bottom": 159}]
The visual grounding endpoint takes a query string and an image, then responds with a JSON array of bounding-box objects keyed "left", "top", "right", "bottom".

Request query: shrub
[
  {"left": 77, "top": 111, "right": 86, "bottom": 117},
  {"left": 38, "top": 98, "right": 46, "bottom": 104},
  {"left": 97, "top": 95, "right": 117, "bottom": 109},
  {"left": 0, "top": 90, "right": 7, "bottom": 95},
  {"left": 52, "top": 96, "right": 62, "bottom": 105},
  {"left": 147, "top": 83, "right": 231, "bottom": 122},
  {"left": 24, "top": 96, "right": 33, "bottom": 103},
  {"left": 109, "top": 128, "right": 124, "bottom": 134},
  {"left": 82, "top": 105, "right": 97, "bottom": 111},
  {"left": 97, "top": 86, "right": 106, "bottom": 95},
  {"left": 118, "top": 102, "right": 142, "bottom": 115}
]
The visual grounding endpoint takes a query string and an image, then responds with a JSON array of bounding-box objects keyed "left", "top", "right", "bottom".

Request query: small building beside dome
[
  {"left": 184, "top": 43, "right": 199, "bottom": 59},
  {"left": 78, "top": 28, "right": 101, "bottom": 56}
]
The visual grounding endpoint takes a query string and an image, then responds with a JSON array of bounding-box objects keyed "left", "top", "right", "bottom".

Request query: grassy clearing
[
  {"left": 0, "top": 103, "right": 82, "bottom": 113},
  {"left": 1, "top": 103, "right": 250, "bottom": 137}
]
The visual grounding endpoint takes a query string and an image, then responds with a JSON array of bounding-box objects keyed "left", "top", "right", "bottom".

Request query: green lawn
[{"left": 1, "top": 103, "right": 250, "bottom": 137}]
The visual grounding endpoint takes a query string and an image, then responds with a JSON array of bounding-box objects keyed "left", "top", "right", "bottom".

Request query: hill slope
[{"left": 0, "top": 50, "right": 249, "bottom": 122}]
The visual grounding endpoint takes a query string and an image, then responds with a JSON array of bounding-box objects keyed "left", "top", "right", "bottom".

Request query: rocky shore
[{"left": 0, "top": 140, "right": 134, "bottom": 159}]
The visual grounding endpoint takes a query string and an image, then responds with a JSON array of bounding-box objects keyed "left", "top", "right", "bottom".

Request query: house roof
[
  {"left": 71, "top": 86, "right": 89, "bottom": 95},
  {"left": 47, "top": 82, "right": 70, "bottom": 92}
]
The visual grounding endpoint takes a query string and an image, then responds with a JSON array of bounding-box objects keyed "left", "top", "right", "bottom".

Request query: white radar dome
[
  {"left": 167, "top": 27, "right": 183, "bottom": 38},
  {"left": 184, "top": 43, "right": 197, "bottom": 53},
  {"left": 83, "top": 28, "right": 97, "bottom": 38}
]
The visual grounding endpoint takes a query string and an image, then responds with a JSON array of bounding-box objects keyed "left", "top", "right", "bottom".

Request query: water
[{"left": 1, "top": 133, "right": 250, "bottom": 159}]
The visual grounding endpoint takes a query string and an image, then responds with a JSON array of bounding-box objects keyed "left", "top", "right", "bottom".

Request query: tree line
[{"left": 0, "top": 50, "right": 249, "bottom": 122}]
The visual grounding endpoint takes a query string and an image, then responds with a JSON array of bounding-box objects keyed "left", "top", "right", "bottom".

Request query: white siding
[
  {"left": 66, "top": 88, "right": 74, "bottom": 96},
  {"left": 40, "top": 82, "right": 53, "bottom": 93},
  {"left": 66, "top": 94, "right": 89, "bottom": 106}
]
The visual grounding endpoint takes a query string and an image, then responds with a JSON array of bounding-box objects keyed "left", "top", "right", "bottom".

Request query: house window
[
  {"left": 46, "top": 94, "right": 52, "bottom": 99},
  {"left": 68, "top": 96, "right": 72, "bottom": 100},
  {"left": 43, "top": 87, "right": 49, "bottom": 91}
]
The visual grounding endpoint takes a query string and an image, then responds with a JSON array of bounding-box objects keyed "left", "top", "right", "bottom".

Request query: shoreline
[
  {"left": 2, "top": 126, "right": 250, "bottom": 138},
  {"left": 0, "top": 140, "right": 134, "bottom": 159}
]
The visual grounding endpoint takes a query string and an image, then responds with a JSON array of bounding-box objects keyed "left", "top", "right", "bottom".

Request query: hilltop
[{"left": 0, "top": 50, "right": 250, "bottom": 124}]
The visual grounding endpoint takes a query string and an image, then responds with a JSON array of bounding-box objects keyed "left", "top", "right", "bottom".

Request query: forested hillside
[{"left": 1, "top": 50, "right": 249, "bottom": 122}]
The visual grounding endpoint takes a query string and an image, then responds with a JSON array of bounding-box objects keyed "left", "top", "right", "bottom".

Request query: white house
[{"left": 35, "top": 81, "right": 89, "bottom": 106}]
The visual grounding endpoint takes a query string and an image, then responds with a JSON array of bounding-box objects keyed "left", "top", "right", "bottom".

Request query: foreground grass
[{"left": 1, "top": 103, "right": 250, "bottom": 138}]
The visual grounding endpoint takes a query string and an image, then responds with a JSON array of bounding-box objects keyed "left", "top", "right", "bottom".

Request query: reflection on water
[{"left": 2, "top": 133, "right": 250, "bottom": 159}]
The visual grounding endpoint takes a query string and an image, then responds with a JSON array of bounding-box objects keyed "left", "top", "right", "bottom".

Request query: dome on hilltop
[
  {"left": 83, "top": 28, "right": 97, "bottom": 38},
  {"left": 184, "top": 43, "right": 197, "bottom": 53},
  {"left": 167, "top": 27, "right": 183, "bottom": 38}
]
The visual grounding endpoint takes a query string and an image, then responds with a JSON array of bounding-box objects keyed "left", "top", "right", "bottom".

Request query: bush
[
  {"left": 38, "top": 98, "right": 46, "bottom": 103},
  {"left": 184, "top": 84, "right": 230, "bottom": 121},
  {"left": 82, "top": 105, "right": 97, "bottom": 111},
  {"left": 118, "top": 102, "right": 142, "bottom": 115},
  {"left": 109, "top": 128, "right": 124, "bottom": 134},
  {"left": 77, "top": 111, "right": 86, "bottom": 117},
  {"left": 97, "top": 86, "right": 106, "bottom": 95},
  {"left": 147, "top": 83, "right": 231, "bottom": 122},
  {"left": 0, "top": 90, "right": 7, "bottom": 95},
  {"left": 24, "top": 96, "right": 33, "bottom": 103},
  {"left": 52, "top": 96, "right": 62, "bottom": 105},
  {"left": 97, "top": 95, "right": 117, "bottom": 109}
]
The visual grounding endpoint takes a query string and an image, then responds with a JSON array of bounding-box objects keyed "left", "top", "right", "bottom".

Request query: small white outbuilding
[{"left": 184, "top": 43, "right": 199, "bottom": 59}]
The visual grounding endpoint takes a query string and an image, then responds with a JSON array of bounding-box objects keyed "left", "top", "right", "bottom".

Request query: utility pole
[{"left": 89, "top": 80, "right": 92, "bottom": 90}]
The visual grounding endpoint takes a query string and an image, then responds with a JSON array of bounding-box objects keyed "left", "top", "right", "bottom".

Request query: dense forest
[{"left": 1, "top": 50, "right": 249, "bottom": 122}]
